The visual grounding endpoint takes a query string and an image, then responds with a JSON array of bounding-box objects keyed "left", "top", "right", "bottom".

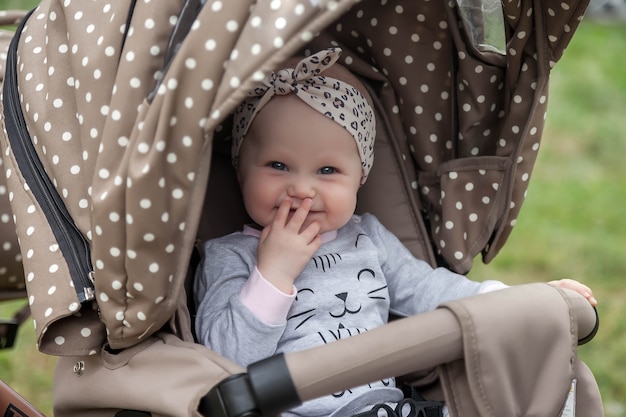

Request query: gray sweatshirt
[{"left": 194, "top": 213, "right": 504, "bottom": 417}]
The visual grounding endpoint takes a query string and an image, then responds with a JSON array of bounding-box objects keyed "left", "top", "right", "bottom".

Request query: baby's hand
[
  {"left": 257, "top": 198, "right": 322, "bottom": 294},
  {"left": 549, "top": 278, "right": 598, "bottom": 307}
]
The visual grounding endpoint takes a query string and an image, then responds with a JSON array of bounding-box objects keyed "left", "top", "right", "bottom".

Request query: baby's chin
[{"left": 304, "top": 218, "right": 350, "bottom": 235}]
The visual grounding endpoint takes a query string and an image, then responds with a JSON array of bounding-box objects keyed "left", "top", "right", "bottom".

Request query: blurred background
[
  {"left": 0, "top": 0, "right": 624, "bottom": 416},
  {"left": 586, "top": 0, "right": 626, "bottom": 20}
]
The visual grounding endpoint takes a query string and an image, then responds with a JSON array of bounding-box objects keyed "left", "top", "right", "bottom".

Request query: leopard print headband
[{"left": 231, "top": 48, "right": 376, "bottom": 184}]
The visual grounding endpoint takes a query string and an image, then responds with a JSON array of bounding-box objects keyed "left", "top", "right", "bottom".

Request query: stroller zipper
[{"left": 2, "top": 9, "right": 95, "bottom": 304}]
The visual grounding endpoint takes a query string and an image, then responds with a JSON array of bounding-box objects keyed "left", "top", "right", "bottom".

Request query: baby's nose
[{"left": 287, "top": 176, "right": 316, "bottom": 199}]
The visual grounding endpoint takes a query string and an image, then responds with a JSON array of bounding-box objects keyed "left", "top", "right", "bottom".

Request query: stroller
[{"left": 0, "top": 0, "right": 603, "bottom": 416}]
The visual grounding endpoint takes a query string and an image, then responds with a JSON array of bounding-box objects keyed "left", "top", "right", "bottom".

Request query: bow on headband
[{"left": 231, "top": 48, "right": 376, "bottom": 184}]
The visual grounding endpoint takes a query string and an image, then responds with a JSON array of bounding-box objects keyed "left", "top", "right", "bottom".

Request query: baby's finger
[
  {"left": 259, "top": 224, "right": 271, "bottom": 242},
  {"left": 273, "top": 198, "right": 293, "bottom": 226},
  {"left": 579, "top": 284, "right": 598, "bottom": 306},
  {"left": 287, "top": 198, "right": 313, "bottom": 229},
  {"left": 570, "top": 280, "right": 594, "bottom": 299},
  {"left": 300, "top": 220, "right": 321, "bottom": 244},
  {"left": 552, "top": 279, "right": 597, "bottom": 306}
]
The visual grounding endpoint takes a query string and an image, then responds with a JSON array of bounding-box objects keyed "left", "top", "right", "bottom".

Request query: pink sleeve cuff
[{"left": 240, "top": 267, "right": 296, "bottom": 326}]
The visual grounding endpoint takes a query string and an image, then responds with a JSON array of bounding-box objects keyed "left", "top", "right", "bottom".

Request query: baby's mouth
[
  {"left": 289, "top": 207, "right": 320, "bottom": 214},
  {"left": 286, "top": 208, "right": 321, "bottom": 221}
]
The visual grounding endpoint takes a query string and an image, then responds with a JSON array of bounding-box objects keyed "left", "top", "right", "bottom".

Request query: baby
[{"left": 194, "top": 48, "right": 597, "bottom": 417}]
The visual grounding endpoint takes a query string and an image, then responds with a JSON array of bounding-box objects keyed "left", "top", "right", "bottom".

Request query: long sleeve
[
  {"left": 240, "top": 267, "right": 296, "bottom": 325},
  {"left": 194, "top": 233, "right": 289, "bottom": 366},
  {"left": 358, "top": 214, "right": 504, "bottom": 317}
]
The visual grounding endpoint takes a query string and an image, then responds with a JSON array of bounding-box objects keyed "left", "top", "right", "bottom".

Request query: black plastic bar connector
[{"left": 199, "top": 353, "right": 300, "bottom": 417}]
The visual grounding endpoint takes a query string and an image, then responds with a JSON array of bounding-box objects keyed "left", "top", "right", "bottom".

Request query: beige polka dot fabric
[{"left": 0, "top": 0, "right": 589, "bottom": 356}]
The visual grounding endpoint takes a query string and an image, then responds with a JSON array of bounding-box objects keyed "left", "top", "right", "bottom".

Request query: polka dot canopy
[{"left": 0, "top": 0, "right": 588, "bottom": 355}]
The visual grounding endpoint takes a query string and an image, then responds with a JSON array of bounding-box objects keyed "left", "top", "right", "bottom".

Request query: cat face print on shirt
[
  {"left": 282, "top": 232, "right": 394, "bottom": 399},
  {"left": 285, "top": 233, "right": 391, "bottom": 344}
]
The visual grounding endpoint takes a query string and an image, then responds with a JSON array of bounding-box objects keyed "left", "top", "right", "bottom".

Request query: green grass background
[{"left": 0, "top": 1, "right": 625, "bottom": 415}]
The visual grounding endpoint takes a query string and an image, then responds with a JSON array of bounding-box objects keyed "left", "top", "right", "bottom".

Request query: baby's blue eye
[
  {"left": 319, "top": 166, "right": 336, "bottom": 175},
  {"left": 270, "top": 161, "right": 287, "bottom": 171}
]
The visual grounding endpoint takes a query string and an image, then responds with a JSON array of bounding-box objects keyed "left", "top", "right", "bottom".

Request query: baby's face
[{"left": 237, "top": 95, "right": 364, "bottom": 233}]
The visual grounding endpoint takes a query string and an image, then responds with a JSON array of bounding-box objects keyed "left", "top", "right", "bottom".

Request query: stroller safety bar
[{"left": 201, "top": 285, "right": 598, "bottom": 417}]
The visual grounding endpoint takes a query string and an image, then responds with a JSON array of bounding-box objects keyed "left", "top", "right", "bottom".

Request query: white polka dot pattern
[
  {"left": 307, "top": 0, "right": 587, "bottom": 272},
  {"left": 0, "top": 0, "right": 589, "bottom": 354}
]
